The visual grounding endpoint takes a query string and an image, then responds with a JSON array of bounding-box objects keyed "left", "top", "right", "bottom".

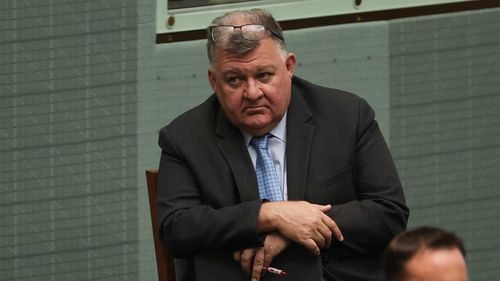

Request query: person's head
[
  {"left": 384, "top": 226, "right": 468, "bottom": 281},
  {"left": 206, "top": 9, "right": 296, "bottom": 136}
]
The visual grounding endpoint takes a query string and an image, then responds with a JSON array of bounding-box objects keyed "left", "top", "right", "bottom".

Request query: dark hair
[
  {"left": 383, "top": 226, "right": 466, "bottom": 281},
  {"left": 206, "top": 8, "right": 287, "bottom": 64}
]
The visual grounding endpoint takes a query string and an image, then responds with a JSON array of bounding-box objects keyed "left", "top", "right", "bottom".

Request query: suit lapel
[
  {"left": 215, "top": 109, "right": 260, "bottom": 202},
  {"left": 214, "top": 81, "right": 315, "bottom": 202},
  {"left": 286, "top": 87, "right": 314, "bottom": 200}
]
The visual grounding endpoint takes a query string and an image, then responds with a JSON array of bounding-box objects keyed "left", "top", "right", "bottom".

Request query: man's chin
[{"left": 241, "top": 120, "right": 274, "bottom": 135}]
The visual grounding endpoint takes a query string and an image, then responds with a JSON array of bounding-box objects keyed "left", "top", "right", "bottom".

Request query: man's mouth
[{"left": 244, "top": 106, "right": 266, "bottom": 114}]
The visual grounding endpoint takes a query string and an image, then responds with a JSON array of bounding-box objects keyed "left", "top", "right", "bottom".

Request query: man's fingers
[
  {"left": 317, "top": 205, "right": 344, "bottom": 242},
  {"left": 323, "top": 217, "right": 344, "bottom": 241},
  {"left": 271, "top": 201, "right": 343, "bottom": 252},
  {"left": 311, "top": 227, "right": 327, "bottom": 249},
  {"left": 240, "top": 249, "right": 256, "bottom": 273},
  {"left": 316, "top": 204, "right": 332, "bottom": 213},
  {"left": 233, "top": 250, "right": 242, "bottom": 262},
  {"left": 303, "top": 238, "right": 321, "bottom": 256},
  {"left": 251, "top": 249, "right": 265, "bottom": 281},
  {"left": 316, "top": 222, "right": 333, "bottom": 249}
]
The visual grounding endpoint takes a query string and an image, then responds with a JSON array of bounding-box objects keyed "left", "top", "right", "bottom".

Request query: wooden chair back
[{"left": 145, "top": 169, "right": 176, "bottom": 281}]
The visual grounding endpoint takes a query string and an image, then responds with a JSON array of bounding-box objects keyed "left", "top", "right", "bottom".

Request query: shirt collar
[{"left": 242, "top": 111, "right": 287, "bottom": 146}]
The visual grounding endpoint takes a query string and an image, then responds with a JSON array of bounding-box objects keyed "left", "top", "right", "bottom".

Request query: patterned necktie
[{"left": 250, "top": 134, "right": 283, "bottom": 201}]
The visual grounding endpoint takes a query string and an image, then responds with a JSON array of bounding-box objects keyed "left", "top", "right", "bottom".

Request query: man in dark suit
[{"left": 157, "top": 8, "right": 409, "bottom": 281}]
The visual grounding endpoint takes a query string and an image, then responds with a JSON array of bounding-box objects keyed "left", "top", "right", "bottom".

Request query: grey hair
[{"left": 206, "top": 8, "right": 287, "bottom": 65}]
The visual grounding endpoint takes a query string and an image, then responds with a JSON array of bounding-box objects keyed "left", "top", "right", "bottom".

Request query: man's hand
[
  {"left": 233, "top": 232, "right": 290, "bottom": 281},
  {"left": 258, "top": 201, "right": 343, "bottom": 255}
]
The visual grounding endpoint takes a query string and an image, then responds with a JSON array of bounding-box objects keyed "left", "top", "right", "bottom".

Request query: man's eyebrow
[
  {"left": 221, "top": 70, "right": 241, "bottom": 77},
  {"left": 257, "top": 65, "right": 276, "bottom": 71}
]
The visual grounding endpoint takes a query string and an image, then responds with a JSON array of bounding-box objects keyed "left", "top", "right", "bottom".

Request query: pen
[{"left": 263, "top": 266, "right": 288, "bottom": 276}]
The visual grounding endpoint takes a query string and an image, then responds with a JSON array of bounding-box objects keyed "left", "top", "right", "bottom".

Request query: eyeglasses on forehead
[{"left": 209, "top": 24, "right": 284, "bottom": 43}]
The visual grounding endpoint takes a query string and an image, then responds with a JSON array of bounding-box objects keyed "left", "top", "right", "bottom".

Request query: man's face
[
  {"left": 403, "top": 248, "right": 468, "bottom": 281},
  {"left": 208, "top": 37, "right": 296, "bottom": 136}
]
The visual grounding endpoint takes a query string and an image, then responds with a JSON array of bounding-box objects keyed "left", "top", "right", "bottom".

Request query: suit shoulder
[
  {"left": 292, "top": 76, "right": 366, "bottom": 112},
  {"left": 158, "top": 95, "right": 219, "bottom": 151}
]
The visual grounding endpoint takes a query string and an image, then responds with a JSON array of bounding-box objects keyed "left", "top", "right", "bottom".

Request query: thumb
[{"left": 316, "top": 204, "right": 332, "bottom": 213}]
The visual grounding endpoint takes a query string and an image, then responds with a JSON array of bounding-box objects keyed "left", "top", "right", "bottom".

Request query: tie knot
[{"left": 250, "top": 134, "right": 271, "bottom": 150}]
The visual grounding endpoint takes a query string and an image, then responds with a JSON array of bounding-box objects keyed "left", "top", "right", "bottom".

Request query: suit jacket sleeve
[
  {"left": 325, "top": 97, "right": 409, "bottom": 258},
  {"left": 157, "top": 123, "right": 264, "bottom": 258}
]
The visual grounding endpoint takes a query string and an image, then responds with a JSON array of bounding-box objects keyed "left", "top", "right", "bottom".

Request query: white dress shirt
[{"left": 242, "top": 112, "right": 288, "bottom": 200}]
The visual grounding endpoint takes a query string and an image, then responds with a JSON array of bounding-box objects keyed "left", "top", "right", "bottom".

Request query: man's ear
[
  {"left": 208, "top": 68, "right": 216, "bottom": 91},
  {"left": 285, "top": 53, "right": 297, "bottom": 77}
]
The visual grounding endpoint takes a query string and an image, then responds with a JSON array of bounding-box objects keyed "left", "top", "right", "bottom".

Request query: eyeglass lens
[{"left": 211, "top": 24, "right": 266, "bottom": 43}]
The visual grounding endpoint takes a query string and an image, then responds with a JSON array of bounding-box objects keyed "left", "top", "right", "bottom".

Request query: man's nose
[{"left": 244, "top": 79, "right": 263, "bottom": 100}]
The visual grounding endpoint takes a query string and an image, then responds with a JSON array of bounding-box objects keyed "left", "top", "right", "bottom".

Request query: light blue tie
[{"left": 250, "top": 134, "right": 283, "bottom": 201}]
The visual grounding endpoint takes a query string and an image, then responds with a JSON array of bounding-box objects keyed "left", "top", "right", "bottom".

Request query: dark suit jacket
[{"left": 157, "top": 76, "right": 409, "bottom": 281}]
